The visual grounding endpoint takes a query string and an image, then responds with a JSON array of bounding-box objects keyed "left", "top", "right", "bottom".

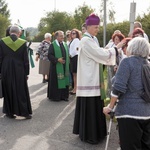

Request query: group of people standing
[
  {"left": 0, "top": 13, "right": 150, "bottom": 150},
  {"left": 103, "top": 22, "right": 150, "bottom": 150},
  {"left": 36, "top": 28, "right": 82, "bottom": 101}
]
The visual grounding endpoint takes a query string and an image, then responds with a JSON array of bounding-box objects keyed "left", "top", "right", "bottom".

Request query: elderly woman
[
  {"left": 36, "top": 33, "right": 52, "bottom": 83},
  {"left": 103, "top": 37, "right": 150, "bottom": 150}
]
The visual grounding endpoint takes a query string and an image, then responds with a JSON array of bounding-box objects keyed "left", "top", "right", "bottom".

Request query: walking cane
[{"left": 105, "top": 101, "right": 118, "bottom": 150}]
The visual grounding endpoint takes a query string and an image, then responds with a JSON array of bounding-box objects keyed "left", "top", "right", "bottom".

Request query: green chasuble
[
  {"left": 83, "top": 34, "right": 106, "bottom": 100},
  {"left": 53, "top": 41, "right": 69, "bottom": 89},
  {"left": 2, "top": 36, "right": 26, "bottom": 51}
]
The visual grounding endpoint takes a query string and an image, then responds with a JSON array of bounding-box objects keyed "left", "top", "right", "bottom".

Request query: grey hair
[
  {"left": 9, "top": 25, "right": 21, "bottom": 34},
  {"left": 126, "top": 37, "right": 150, "bottom": 58},
  {"left": 134, "top": 21, "right": 142, "bottom": 28},
  {"left": 54, "top": 30, "right": 64, "bottom": 39},
  {"left": 44, "top": 33, "right": 52, "bottom": 39}
]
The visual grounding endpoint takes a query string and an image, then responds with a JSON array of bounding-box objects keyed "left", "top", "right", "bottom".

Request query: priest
[
  {"left": 0, "top": 25, "right": 32, "bottom": 119},
  {"left": 47, "top": 30, "right": 69, "bottom": 101},
  {"left": 73, "top": 13, "right": 124, "bottom": 144}
]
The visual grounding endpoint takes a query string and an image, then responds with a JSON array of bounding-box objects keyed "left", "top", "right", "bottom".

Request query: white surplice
[{"left": 76, "top": 32, "right": 117, "bottom": 97}]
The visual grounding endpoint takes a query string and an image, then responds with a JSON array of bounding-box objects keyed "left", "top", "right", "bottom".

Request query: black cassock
[
  {"left": 47, "top": 43, "right": 69, "bottom": 101},
  {"left": 0, "top": 35, "right": 32, "bottom": 117}
]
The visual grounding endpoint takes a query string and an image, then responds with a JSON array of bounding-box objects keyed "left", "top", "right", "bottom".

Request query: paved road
[{"left": 0, "top": 42, "right": 119, "bottom": 150}]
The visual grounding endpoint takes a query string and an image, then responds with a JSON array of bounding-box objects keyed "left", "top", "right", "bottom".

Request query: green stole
[
  {"left": 27, "top": 41, "right": 35, "bottom": 68},
  {"left": 83, "top": 34, "right": 106, "bottom": 100},
  {"left": 53, "top": 41, "right": 69, "bottom": 89},
  {"left": 2, "top": 36, "right": 26, "bottom": 51},
  {"left": 19, "top": 31, "right": 35, "bottom": 68}
]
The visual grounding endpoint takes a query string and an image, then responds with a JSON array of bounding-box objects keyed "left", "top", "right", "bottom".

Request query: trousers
[{"left": 117, "top": 118, "right": 150, "bottom": 150}]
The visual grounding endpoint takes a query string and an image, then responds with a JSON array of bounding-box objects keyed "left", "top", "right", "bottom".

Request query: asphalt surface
[{"left": 0, "top": 42, "right": 119, "bottom": 150}]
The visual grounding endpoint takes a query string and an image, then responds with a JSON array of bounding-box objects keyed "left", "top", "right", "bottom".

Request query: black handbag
[
  {"left": 0, "top": 74, "right": 3, "bottom": 98},
  {"left": 141, "top": 61, "right": 150, "bottom": 103}
]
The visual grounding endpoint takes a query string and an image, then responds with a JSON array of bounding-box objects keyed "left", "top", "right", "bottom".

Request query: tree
[
  {"left": 0, "top": 0, "right": 10, "bottom": 38},
  {"left": 34, "top": 4, "right": 96, "bottom": 41},
  {"left": 0, "top": 13, "right": 10, "bottom": 38},
  {"left": 34, "top": 11, "right": 75, "bottom": 41},
  {"left": 0, "top": 0, "right": 10, "bottom": 18},
  {"left": 100, "top": 0, "right": 116, "bottom": 23},
  {"left": 136, "top": 12, "right": 150, "bottom": 40},
  {"left": 73, "top": 3, "right": 94, "bottom": 30}
]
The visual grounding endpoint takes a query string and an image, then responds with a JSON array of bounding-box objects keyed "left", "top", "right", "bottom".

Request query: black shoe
[
  {"left": 63, "top": 98, "right": 69, "bottom": 102},
  {"left": 51, "top": 99, "right": 61, "bottom": 101},
  {"left": 70, "top": 92, "right": 76, "bottom": 95},
  {"left": 25, "top": 115, "right": 32, "bottom": 119},
  {"left": 6, "top": 114, "right": 16, "bottom": 119},
  {"left": 42, "top": 79, "right": 47, "bottom": 83},
  {"left": 86, "top": 140, "right": 98, "bottom": 144}
]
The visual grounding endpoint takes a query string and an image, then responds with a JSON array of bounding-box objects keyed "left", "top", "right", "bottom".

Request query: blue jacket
[{"left": 113, "top": 56, "right": 150, "bottom": 119}]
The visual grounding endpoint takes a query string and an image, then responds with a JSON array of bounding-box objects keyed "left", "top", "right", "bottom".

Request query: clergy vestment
[
  {"left": 73, "top": 32, "right": 117, "bottom": 144},
  {"left": 47, "top": 40, "right": 69, "bottom": 101},
  {"left": 0, "top": 35, "right": 32, "bottom": 117}
]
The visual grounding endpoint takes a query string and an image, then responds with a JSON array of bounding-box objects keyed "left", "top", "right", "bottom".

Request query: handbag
[
  {"left": 0, "top": 74, "right": 3, "bottom": 98},
  {"left": 140, "top": 60, "right": 150, "bottom": 103}
]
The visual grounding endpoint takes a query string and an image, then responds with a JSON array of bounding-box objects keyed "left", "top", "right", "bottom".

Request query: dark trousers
[{"left": 117, "top": 118, "right": 150, "bottom": 150}]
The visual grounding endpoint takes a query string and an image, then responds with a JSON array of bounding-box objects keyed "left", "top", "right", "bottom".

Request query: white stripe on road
[{"left": 40, "top": 96, "right": 76, "bottom": 137}]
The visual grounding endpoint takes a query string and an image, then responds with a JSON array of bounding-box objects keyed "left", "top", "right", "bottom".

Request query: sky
[{"left": 5, "top": 0, "right": 150, "bottom": 28}]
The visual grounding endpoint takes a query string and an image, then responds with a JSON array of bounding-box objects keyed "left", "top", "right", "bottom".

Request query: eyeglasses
[{"left": 71, "top": 32, "right": 76, "bottom": 35}]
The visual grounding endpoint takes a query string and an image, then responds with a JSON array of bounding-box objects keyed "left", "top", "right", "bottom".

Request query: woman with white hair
[
  {"left": 103, "top": 37, "right": 150, "bottom": 150},
  {"left": 36, "top": 33, "right": 52, "bottom": 83}
]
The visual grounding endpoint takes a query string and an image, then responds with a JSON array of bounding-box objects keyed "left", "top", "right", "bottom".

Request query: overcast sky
[{"left": 5, "top": 0, "right": 150, "bottom": 28}]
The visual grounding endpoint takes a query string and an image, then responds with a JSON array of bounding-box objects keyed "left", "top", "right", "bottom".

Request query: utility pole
[
  {"left": 54, "top": 0, "right": 56, "bottom": 11},
  {"left": 129, "top": 1, "right": 136, "bottom": 35},
  {"left": 103, "top": 0, "right": 107, "bottom": 47}
]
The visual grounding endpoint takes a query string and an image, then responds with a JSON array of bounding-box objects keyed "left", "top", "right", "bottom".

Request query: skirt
[
  {"left": 70, "top": 55, "right": 78, "bottom": 73},
  {"left": 39, "top": 59, "right": 50, "bottom": 75},
  {"left": 73, "top": 96, "right": 107, "bottom": 144}
]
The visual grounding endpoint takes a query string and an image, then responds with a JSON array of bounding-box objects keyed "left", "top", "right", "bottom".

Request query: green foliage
[
  {"left": 0, "top": 0, "right": 10, "bottom": 18},
  {"left": 33, "top": 3, "right": 150, "bottom": 43},
  {"left": 33, "top": 3, "right": 94, "bottom": 42},
  {"left": 25, "top": 27, "right": 39, "bottom": 41},
  {"left": 96, "top": 21, "right": 130, "bottom": 46},
  {"left": 136, "top": 12, "right": 150, "bottom": 40},
  {"left": 34, "top": 11, "right": 75, "bottom": 42},
  {"left": 32, "top": 33, "right": 44, "bottom": 42},
  {"left": 0, "top": 0, "right": 10, "bottom": 38},
  {"left": 73, "top": 3, "right": 94, "bottom": 29},
  {"left": 0, "top": 13, "right": 10, "bottom": 38},
  {"left": 39, "top": 11, "right": 74, "bottom": 34}
]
